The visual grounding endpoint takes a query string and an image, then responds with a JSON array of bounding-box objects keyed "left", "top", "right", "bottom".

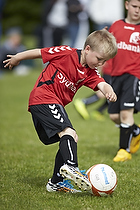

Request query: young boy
[
  {"left": 3, "top": 30, "right": 117, "bottom": 193},
  {"left": 103, "top": 0, "right": 140, "bottom": 162}
]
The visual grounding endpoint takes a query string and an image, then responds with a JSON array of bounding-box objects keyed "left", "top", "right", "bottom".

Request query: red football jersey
[
  {"left": 104, "top": 19, "right": 140, "bottom": 79},
  {"left": 28, "top": 46, "right": 104, "bottom": 108}
]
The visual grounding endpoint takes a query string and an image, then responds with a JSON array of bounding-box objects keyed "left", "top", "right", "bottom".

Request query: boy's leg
[
  {"left": 51, "top": 133, "right": 80, "bottom": 183},
  {"left": 59, "top": 135, "right": 78, "bottom": 167},
  {"left": 113, "top": 108, "right": 135, "bottom": 162},
  {"left": 130, "top": 124, "right": 140, "bottom": 154},
  {"left": 49, "top": 134, "right": 91, "bottom": 192},
  {"left": 113, "top": 123, "right": 133, "bottom": 162},
  {"left": 130, "top": 79, "right": 140, "bottom": 153},
  {"left": 58, "top": 133, "right": 91, "bottom": 191},
  {"left": 31, "top": 111, "right": 80, "bottom": 192},
  {"left": 74, "top": 93, "right": 100, "bottom": 120},
  {"left": 82, "top": 94, "right": 99, "bottom": 105},
  {"left": 47, "top": 144, "right": 82, "bottom": 193},
  {"left": 109, "top": 75, "right": 140, "bottom": 161},
  {"left": 51, "top": 149, "right": 64, "bottom": 184},
  {"left": 119, "top": 122, "right": 137, "bottom": 152},
  {"left": 113, "top": 123, "right": 140, "bottom": 162},
  {"left": 30, "top": 104, "right": 90, "bottom": 191}
]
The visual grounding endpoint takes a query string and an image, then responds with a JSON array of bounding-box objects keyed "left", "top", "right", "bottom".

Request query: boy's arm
[
  {"left": 3, "top": 49, "right": 42, "bottom": 70},
  {"left": 97, "top": 82, "right": 117, "bottom": 102}
]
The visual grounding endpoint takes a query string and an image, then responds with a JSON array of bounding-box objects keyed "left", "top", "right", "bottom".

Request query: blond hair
[
  {"left": 126, "top": 0, "right": 140, "bottom": 2},
  {"left": 84, "top": 30, "right": 118, "bottom": 60}
]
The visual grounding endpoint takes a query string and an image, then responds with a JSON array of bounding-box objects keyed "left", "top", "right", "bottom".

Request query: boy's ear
[
  {"left": 85, "top": 45, "right": 90, "bottom": 51},
  {"left": 125, "top": 1, "right": 129, "bottom": 10}
]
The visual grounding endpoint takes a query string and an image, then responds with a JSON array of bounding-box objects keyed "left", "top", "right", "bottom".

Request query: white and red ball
[{"left": 86, "top": 164, "right": 117, "bottom": 196}]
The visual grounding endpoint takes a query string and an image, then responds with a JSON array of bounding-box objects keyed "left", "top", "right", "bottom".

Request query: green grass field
[{"left": 0, "top": 70, "right": 140, "bottom": 210}]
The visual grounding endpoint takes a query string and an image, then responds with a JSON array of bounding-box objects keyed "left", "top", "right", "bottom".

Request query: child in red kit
[
  {"left": 3, "top": 30, "right": 117, "bottom": 193},
  {"left": 103, "top": 0, "right": 140, "bottom": 162}
]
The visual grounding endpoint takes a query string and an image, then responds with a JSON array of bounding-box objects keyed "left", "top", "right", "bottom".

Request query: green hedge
[{"left": 1, "top": 0, "right": 42, "bottom": 34}]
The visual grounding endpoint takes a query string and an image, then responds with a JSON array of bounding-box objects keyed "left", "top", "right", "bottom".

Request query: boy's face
[
  {"left": 84, "top": 45, "right": 106, "bottom": 69},
  {"left": 125, "top": 0, "right": 140, "bottom": 23}
]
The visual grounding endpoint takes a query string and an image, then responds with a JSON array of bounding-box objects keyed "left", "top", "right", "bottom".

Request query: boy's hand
[
  {"left": 3, "top": 55, "right": 20, "bottom": 70},
  {"left": 97, "top": 82, "right": 117, "bottom": 102},
  {"left": 105, "top": 92, "right": 117, "bottom": 102}
]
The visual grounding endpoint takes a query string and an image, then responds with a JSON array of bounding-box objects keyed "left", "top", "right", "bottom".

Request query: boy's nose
[
  {"left": 136, "top": 7, "right": 140, "bottom": 13},
  {"left": 98, "top": 60, "right": 106, "bottom": 66},
  {"left": 98, "top": 62, "right": 103, "bottom": 66}
]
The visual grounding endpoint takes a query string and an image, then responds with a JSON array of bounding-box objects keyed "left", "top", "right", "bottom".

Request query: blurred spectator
[
  {"left": 88, "top": 0, "right": 124, "bottom": 30},
  {"left": 74, "top": 0, "right": 90, "bottom": 49},
  {"left": 37, "top": 0, "right": 85, "bottom": 48},
  {"left": 66, "top": 0, "right": 83, "bottom": 47},
  {"left": 40, "top": 0, "right": 68, "bottom": 48},
  {"left": 0, "top": 27, "right": 33, "bottom": 75}
]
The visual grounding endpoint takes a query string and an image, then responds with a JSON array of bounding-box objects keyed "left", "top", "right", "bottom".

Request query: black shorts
[
  {"left": 103, "top": 73, "right": 111, "bottom": 84},
  {"left": 108, "top": 74, "right": 140, "bottom": 114},
  {"left": 30, "top": 104, "right": 74, "bottom": 145}
]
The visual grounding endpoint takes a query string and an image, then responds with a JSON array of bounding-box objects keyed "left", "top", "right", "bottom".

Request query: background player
[
  {"left": 103, "top": 0, "right": 140, "bottom": 162},
  {"left": 74, "top": 0, "right": 124, "bottom": 121}
]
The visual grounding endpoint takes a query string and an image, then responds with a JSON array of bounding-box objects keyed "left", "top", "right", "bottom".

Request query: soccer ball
[{"left": 86, "top": 164, "right": 117, "bottom": 196}]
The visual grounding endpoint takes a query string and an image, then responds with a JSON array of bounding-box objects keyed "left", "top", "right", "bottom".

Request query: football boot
[
  {"left": 74, "top": 98, "right": 89, "bottom": 120},
  {"left": 46, "top": 179, "right": 81, "bottom": 193},
  {"left": 60, "top": 164, "right": 91, "bottom": 191},
  {"left": 113, "top": 149, "right": 132, "bottom": 162}
]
